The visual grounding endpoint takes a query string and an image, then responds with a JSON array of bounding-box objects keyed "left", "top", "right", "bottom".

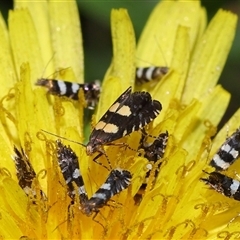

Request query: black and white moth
[
  {"left": 81, "top": 168, "right": 132, "bottom": 216},
  {"left": 134, "top": 131, "right": 168, "bottom": 204},
  {"left": 135, "top": 66, "right": 169, "bottom": 84},
  {"left": 86, "top": 86, "right": 162, "bottom": 156},
  {"left": 139, "top": 130, "right": 169, "bottom": 162},
  {"left": 56, "top": 140, "right": 88, "bottom": 203},
  {"left": 139, "top": 130, "right": 169, "bottom": 182},
  {"left": 36, "top": 79, "right": 101, "bottom": 110},
  {"left": 209, "top": 128, "right": 240, "bottom": 171},
  {"left": 201, "top": 171, "right": 240, "bottom": 201},
  {"left": 12, "top": 147, "right": 46, "bottom": 201}
]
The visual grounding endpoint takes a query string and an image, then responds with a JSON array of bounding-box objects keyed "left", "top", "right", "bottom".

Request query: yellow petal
[
  {"left": 182, "top": 85, "right": 230, "bottom": 160},
  {"left": 137, "top": 0, "right": 204, "bottom": 67},
  {"left": 182, "top": 9, "right": 237, "bottom": 104},
  {"left": 0, "top": 170, "right": 42, "bottom": 238},
  {"left": 0, "top": 13, "right": 17, "bottom": 97},
  {"left": 14, "top": 0, "right": 55, "bottom": 76},
  {"left": 110, "top": 8, "right": 135, "bottom": 89},
  {"left": 151, "top": 25, "right": 190, "bottom": 125},
  {"left": 171, "top": 25, "right": 190, "bottom": 100},
  {"left": 48, "top": 0, "right": 84, "bottom": 83},
  {"left": 174, "top": 99, "right": 201, "bottom": 145},
  {"left": 0, "top": 132, "right": 15, "bottom": 175},
  {"left": 0, "top": 207, "right": 23, "bottom": 238},
  {"left": 9, "top": 9, "right": 44, "bottom": 82},
  {"left": 96, "top": 9, "right": 136, "bottom": 120},
  {"left": 210, "top": 108, "right": 240, "bottom": 157},
  {"left": 130, "top": 156, "right": 148, "bottom": 196},
  {"left": 151, "top": 70, "right": 181, "bottom": 126}
]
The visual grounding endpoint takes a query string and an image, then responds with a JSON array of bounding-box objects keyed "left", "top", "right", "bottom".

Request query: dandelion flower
[{"left": 0, "top": 0, "right": 239, "bottom": 239}]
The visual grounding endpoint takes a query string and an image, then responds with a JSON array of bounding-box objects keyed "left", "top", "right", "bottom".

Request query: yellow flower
[{"left": 0, "top": 0, "right": 238, "bottom": 239}]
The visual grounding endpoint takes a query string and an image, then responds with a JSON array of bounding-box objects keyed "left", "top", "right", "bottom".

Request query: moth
[
  {"left": 85, "top": 86, "right": 162, "bottom": 157},
  {"left": 134, "top": 131, "right": 168, "bottom": 204},
  {"left": 135, "top": 66, "right": 169, "bottom": 84},
  {"left": 12, "top": 147, "right": 46, "bottom": 201},
  {"left": 139, "top": 130, "right": 169, "bottom": 162},
  {"left": 56, "top": 140, "right": 88, "bottom": 203},
  {"left": 36, "top": 79, "right": 101, "bottom": 110},
  {"left": 209, "top": 128, "right": 240, "bottom": 171},
  {"left": 201, "top": 171, "right": 240, "bottom": 201},
  {"left": 81, "top": 168, "right": 132, "bottom": 217}
]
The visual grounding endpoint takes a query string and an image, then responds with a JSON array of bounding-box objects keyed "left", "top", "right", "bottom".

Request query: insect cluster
[
  {"left": 13, "top": 63, "right": 240, "bottom": 230},
  {"left": 13, "top": 66, "right": 170, "bottom": 226},
  {"left": 36, "top": 66, "right": 168, "bottom": 110}
]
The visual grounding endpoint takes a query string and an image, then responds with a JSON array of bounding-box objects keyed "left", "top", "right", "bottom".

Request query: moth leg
[{"left": 92, "top": 152, "right": 111, "bottom": 171}]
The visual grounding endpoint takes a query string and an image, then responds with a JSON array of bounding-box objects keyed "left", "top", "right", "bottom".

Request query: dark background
[{"left": 1, "top": 1, "right": 239, "bottom": 129}]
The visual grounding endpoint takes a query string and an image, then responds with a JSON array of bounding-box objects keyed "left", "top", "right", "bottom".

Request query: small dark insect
[
  {"left": 135, "top": 66, "right": 169, "bottom": 84},
  {"left": 201, "top": 171, "right": 240, "bottom": 201},
  {"left": 209, "top": 128, "right": 240, "bottom": 171},
  {"left": 36, "top": 78, "right": 101, "bottom": 109},
  {"left": 80, "top": 168, "right": 132, "bottom": 217},
  {"left": 12, "top": 147, "right": 46, "bottom": 201},
  {"left": 56, "top": 140, "right": 88, "bottom": 203},
  {"left": 134, "top": 131, "right": 168, "bottom": 204},
  {"left": 139, "top": 130, "right": 169, "bottom": 162}
]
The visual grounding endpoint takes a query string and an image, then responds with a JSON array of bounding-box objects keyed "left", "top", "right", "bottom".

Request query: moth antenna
[
  {"left": 141, "top": 128, "right": 168, "bottom": 140},
  {"left": 135, "top": 37, "right": 169, "bottom": 84},
  {"left": 92, "top": 211, "right": 106, "bottom": 229},
  {"left": 86, "top": 172, "right": 94, "bottom": 196},
  {"left": 40, "top": 53, "right": 56, "bottom": 79},
  {"left": 154, "top": 35, "right": 169, "bottom": 66},
  {"left": 41, "top": 129, "right": 111, "bottom": 170},
  {"left": 52, "top": 218, "right": 68, "bottom": 233},
  {"left": 45, "top": 66, "right": 71, "bottom": 80},
  {"left": 135, "top": 35, "right": 168, "bottom": 67},
  {"left": 40, "top": 129, "right": 86, "bottom": 148},
  {"left": 39, "top": 53, "right": 72, "bottom": 80},
  {"left": 135, "top": 56, "right": 153, "bottom": 66}
]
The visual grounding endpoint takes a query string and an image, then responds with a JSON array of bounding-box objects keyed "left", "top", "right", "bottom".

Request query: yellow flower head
[{"left": 0, "top": 0, "right": 239, "bottom": 239}]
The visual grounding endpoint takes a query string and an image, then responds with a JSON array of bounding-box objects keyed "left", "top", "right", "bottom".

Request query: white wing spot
[
  {"left": 109, "top": 102, "right": 120, "bottom": 112},
  {"left": 117, "top": 105, "right": 132, "bottom": 116},
  {"left": 58, "top": 81, "right": 67, "bottom": 94},
  {"left": 71, "top": 83, "right": 80, "bottom": 93}
]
